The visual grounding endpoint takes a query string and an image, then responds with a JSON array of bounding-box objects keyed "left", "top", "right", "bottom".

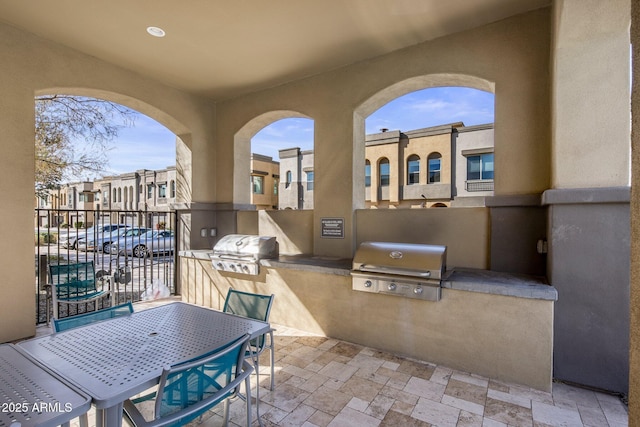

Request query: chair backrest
[
  {"left": 53, "top": 302, "right": 134, "bottom": 332},
  {"left": 223, "top": 289, "right": 274, "bottom": 322},
  {"left": 223, "top": 289, "right": 274, "bottom": 350},
  {"left": 154, "top": 333, "right": 250, "bottom": 424},
  {"left": 49, "top": 261, "right": 97, "bottom": 299}
]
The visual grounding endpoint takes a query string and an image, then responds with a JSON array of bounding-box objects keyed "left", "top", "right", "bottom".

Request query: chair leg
[
  {"left": 223, "top": 398, "right": 230, "bottom": 427},
  {"left": 268, "top": 331, "right": 275, "bottom": 391}
]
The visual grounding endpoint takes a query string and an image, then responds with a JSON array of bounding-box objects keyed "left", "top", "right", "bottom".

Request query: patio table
[
  {"left": 0, "top": 344, "right": 91, "bottom": 427},
  {"left": 19, "top": 302, "right": 271, "bottom": 427}
]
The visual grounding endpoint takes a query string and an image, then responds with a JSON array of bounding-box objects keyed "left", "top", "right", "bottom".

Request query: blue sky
[{"left": 88, "top": 86, "right": 494, "bottom": 179}]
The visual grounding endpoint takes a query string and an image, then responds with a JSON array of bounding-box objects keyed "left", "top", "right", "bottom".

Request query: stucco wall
[
  {"left": 180, "top": 256, "right": 554, "bottom": 391},
  {"left": 0, "top": 21, "right": 215, "bottom": 342},
  {"left": 215, "top": 9, "right": 551, "bottom": 258}
]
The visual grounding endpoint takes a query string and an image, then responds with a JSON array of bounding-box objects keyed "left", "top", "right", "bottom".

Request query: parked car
[
  {"left": 112, "top": 229, "right": 175, "bottom": 258},
  {"left": 59, "top": 224, "right": 131, "bottom": 249},
  {"left": 77, "top": 227, "right": 149, "bottom": 252}
]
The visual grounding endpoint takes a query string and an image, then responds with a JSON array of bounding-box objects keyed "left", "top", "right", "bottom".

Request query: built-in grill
[
  {"left": 211, "top": 234, "right": 278, "bottom": 275},
  {"left": 351, "top": 241, "right": 447, "bottom": 301}
]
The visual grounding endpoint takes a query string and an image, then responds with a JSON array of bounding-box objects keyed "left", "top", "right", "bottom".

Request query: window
[
  {"left": 113, "top": 188, "right": 117, "bottom": 202},
  {"left": 252, "top": 176, "right": 264, "bottom": 194},
  {"left": 158, "top": 183, "right": 167, "bottom": 198},
  {"left": 285, "top": 171, "right": 292, "bottom": 188},
  {"left": 147, "top": 184, "right": 153, "bottom": 199},
  {"left": 273, "top": 178, "right": 279, "bottom": 195},
  {"left": 170, "top": 180, "right": 175, "bottom": 198},
  {"left": 407, "top": 155, "right": 420, "bottom": 185},
  {"left": 365, "top": 160, "right": 371, "bottom": 187},
  {"left": 306, "top": 171, "right": 314, "bottom": 191},
  {"left": 428, "top": 153, "right": 441, "bottom": 183},
  {"left": 379, "top": 159, "right": 390, "bottom": 187},
  {"left": 467, "top": 153, "right": 494, "bottom": 180},
  {"left": 79, "top": 193, "right": 86, "bottom": 202}
]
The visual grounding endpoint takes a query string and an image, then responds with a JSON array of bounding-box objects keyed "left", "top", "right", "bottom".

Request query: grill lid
[
  {"left": 213, "top": 234, "right": 278, "bottom": 259},
  {"left": 353, "top": 241, "right": 446, "bottom": 279}
]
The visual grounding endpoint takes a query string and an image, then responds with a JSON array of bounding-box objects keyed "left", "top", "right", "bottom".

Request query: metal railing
[{"left": 34, "top": 208, "right": 177, "bottom": 324}]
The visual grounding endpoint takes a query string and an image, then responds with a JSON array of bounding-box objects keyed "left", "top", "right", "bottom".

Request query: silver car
[
  {"left": 60, "top": 224, "right": 130, "bottom": 249},
  {"left": 111, "top": 229, "right": 175, "bottom": 258},
  {"left": 77, "top": 227, "right": 149, "bottom": 253}
]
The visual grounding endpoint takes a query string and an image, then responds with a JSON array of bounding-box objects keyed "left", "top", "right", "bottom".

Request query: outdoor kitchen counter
[
  {"left": 442, "top": 267, "right": 558, "bottom": 301},
  {"left": 179, "top": 250, "right": 556, "bottom": 300},
  {"left": 178, "top": 250, "right": 556, "bottom": 391}
]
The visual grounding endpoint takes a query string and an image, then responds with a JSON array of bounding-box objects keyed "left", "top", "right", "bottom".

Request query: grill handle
[{"left": 358, "top": 264, "right": 433, "bottom": 278}]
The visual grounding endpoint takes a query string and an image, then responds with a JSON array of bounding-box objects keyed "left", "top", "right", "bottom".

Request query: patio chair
[
  {"left": 123, "top": 334, "right": 254, "bottom": 427},
  {"left": 47, "top": 261, "right": 113, "bottom": 324},
  {"left": 223, "top": 289, "right": 276, "bottom": 391},
  {"left": 53, "top": 302, "right": 134, "bottom": 333}
]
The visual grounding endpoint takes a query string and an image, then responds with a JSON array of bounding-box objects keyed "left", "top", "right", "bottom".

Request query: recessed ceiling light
[{"left": 146, "top": 26, "right": 166, "bottom": 38}]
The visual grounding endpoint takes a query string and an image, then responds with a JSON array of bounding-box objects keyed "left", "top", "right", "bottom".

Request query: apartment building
[
  {"left": 278, "top": 122, "right": 494, "bottom": 210},
  {"left": 36, "top": 166, "right": 177, "bottom": 228},
  {"left": 250, "top": 154, "right": 279, "bottom": 210}
]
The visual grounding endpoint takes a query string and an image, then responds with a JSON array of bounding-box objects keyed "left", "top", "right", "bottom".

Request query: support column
[{"left": 548, "top": 0, "right": 631, "bottom": 393}]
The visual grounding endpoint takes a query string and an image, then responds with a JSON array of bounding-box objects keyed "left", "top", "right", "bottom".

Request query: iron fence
[{"left": 34, "top": 208, "right": 177, "bottom": 324}]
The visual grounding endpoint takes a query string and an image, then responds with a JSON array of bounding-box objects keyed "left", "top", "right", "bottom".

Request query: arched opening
[
  {"left": 234, "top": 111, "right": 314, "bottom": 210},
  {"left": 356, "top": 74, "right": 495, "bottom": 209},
  {"left": 33, "top": 89, "right": 190, "bottom": 324}
]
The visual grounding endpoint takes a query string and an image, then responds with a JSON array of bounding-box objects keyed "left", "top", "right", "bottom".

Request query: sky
[{"left": 79, "top": 86, "right": 494, "bottom": 180}]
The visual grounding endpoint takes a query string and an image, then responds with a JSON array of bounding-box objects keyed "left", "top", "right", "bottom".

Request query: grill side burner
[
  {"left": 211, "top": 234, "right": 278, "bottom": 275},
  {"left": 351, "top": 241, "right": 446, "bottom": 301}
]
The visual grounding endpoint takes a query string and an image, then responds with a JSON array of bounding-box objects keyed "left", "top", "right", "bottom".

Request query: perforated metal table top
[
  {"left": 0, "top": 344, "right": 91, "bottom": 427},
  {"left": 19, "top": 302, "right": 270, "bottom": 410}
]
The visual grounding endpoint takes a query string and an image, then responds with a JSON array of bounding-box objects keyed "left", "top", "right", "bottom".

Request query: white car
[
  {"left": 59, "top": 224, "right": 130, "bottom": 249},
  {"left": 77, "top": 227, "right": 149, "bottom": 252}
]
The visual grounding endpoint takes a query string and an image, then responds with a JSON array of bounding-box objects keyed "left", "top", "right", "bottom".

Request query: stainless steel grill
[
  {"left": 351, "top": 241, "right": 447, "bottom": 301},
  {"left": 211, "top": 234, "right": 278, "bottom": 275}
]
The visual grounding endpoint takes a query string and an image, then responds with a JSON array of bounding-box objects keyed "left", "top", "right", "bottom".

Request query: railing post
[{"left": 38, "top": 254, "right": 48, "bottom": 290}]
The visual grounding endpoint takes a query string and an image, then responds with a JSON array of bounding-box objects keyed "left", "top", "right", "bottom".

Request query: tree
[{"left": 35, "top": 95, "right": 135, "bottom": 197}]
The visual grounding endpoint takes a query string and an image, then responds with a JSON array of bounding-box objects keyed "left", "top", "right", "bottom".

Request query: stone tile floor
[{"left": 39, "top": 298, "right": 628, "bottom": 427}]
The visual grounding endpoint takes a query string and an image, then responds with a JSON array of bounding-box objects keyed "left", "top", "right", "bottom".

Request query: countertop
[{"left": 179, "top": 250, "right": 557, "bottom": 300}]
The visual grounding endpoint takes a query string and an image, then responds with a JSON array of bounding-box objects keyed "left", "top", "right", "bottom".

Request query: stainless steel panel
[
  {"left": 352, "top": 272, "right": 441, "bottom": 301},
  {"left": 352, "top": 241, "right": 446, "bottom": 279}
]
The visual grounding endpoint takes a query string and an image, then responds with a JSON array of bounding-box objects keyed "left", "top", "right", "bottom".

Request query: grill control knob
[
  {"left": 230, "top": 264, "right": 236, "bottom": 271},
  {"left": 414, "top": 286, "right": 423, "bottom": 295},
  {"left": 216, "top": 262, "right": 224, "bottom": 269},
  {"left": 364, "top": 280, "right": 373, "bottom": 288},
  {"left": 242, "top": 265, "right": 249, "bottom": 272},
  {"left": 388, "top": 283, "right": 397, "bottom": 291}
]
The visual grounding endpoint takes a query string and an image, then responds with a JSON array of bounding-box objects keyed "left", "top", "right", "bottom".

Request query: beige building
[
  {"left": 250, "top": 154, "right": 279, "bottom": 210},
  {"left": 36, "top": 166, "right": 177, "bottom": 228},
  {"left": 278, "top": 123, "right": 494, "bottom": 209},
  {"left": 5, "top": 1, "right": 640, "bottom": 415}
]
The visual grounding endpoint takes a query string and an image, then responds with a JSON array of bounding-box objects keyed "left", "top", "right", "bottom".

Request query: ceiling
[{"left": 0, "top": 0, "right": 549, "bottom": 101}]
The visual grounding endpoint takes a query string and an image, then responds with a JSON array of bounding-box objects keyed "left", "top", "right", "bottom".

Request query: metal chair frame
[
  {"left": 123, "top": 334, "right": 253, "bottom": 427},
  {"left": 47, "top": 261, "right": 113, "bottom": 324}
]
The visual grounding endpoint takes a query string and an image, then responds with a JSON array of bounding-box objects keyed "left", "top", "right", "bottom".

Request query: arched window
[
  {"left": 428, "top": 153, "right": 441, "bottom": 184},
  {"left": 379, "top": 158, "right": 390, "bottom": 187},
  {"left": 113, "top": 188, "right": 117, "bottom": 202},
  {"left": 407, "top": 155, "right": 420, "bottom": 185},
  {"left": 170, "top": 180, "right": 175, "bottom": 198},
  {"left": 118, "top": 188, "right": 122, "bottom": 202},
  {"left": 365, "top": 160, "right": 371, "bottom": 187}
]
